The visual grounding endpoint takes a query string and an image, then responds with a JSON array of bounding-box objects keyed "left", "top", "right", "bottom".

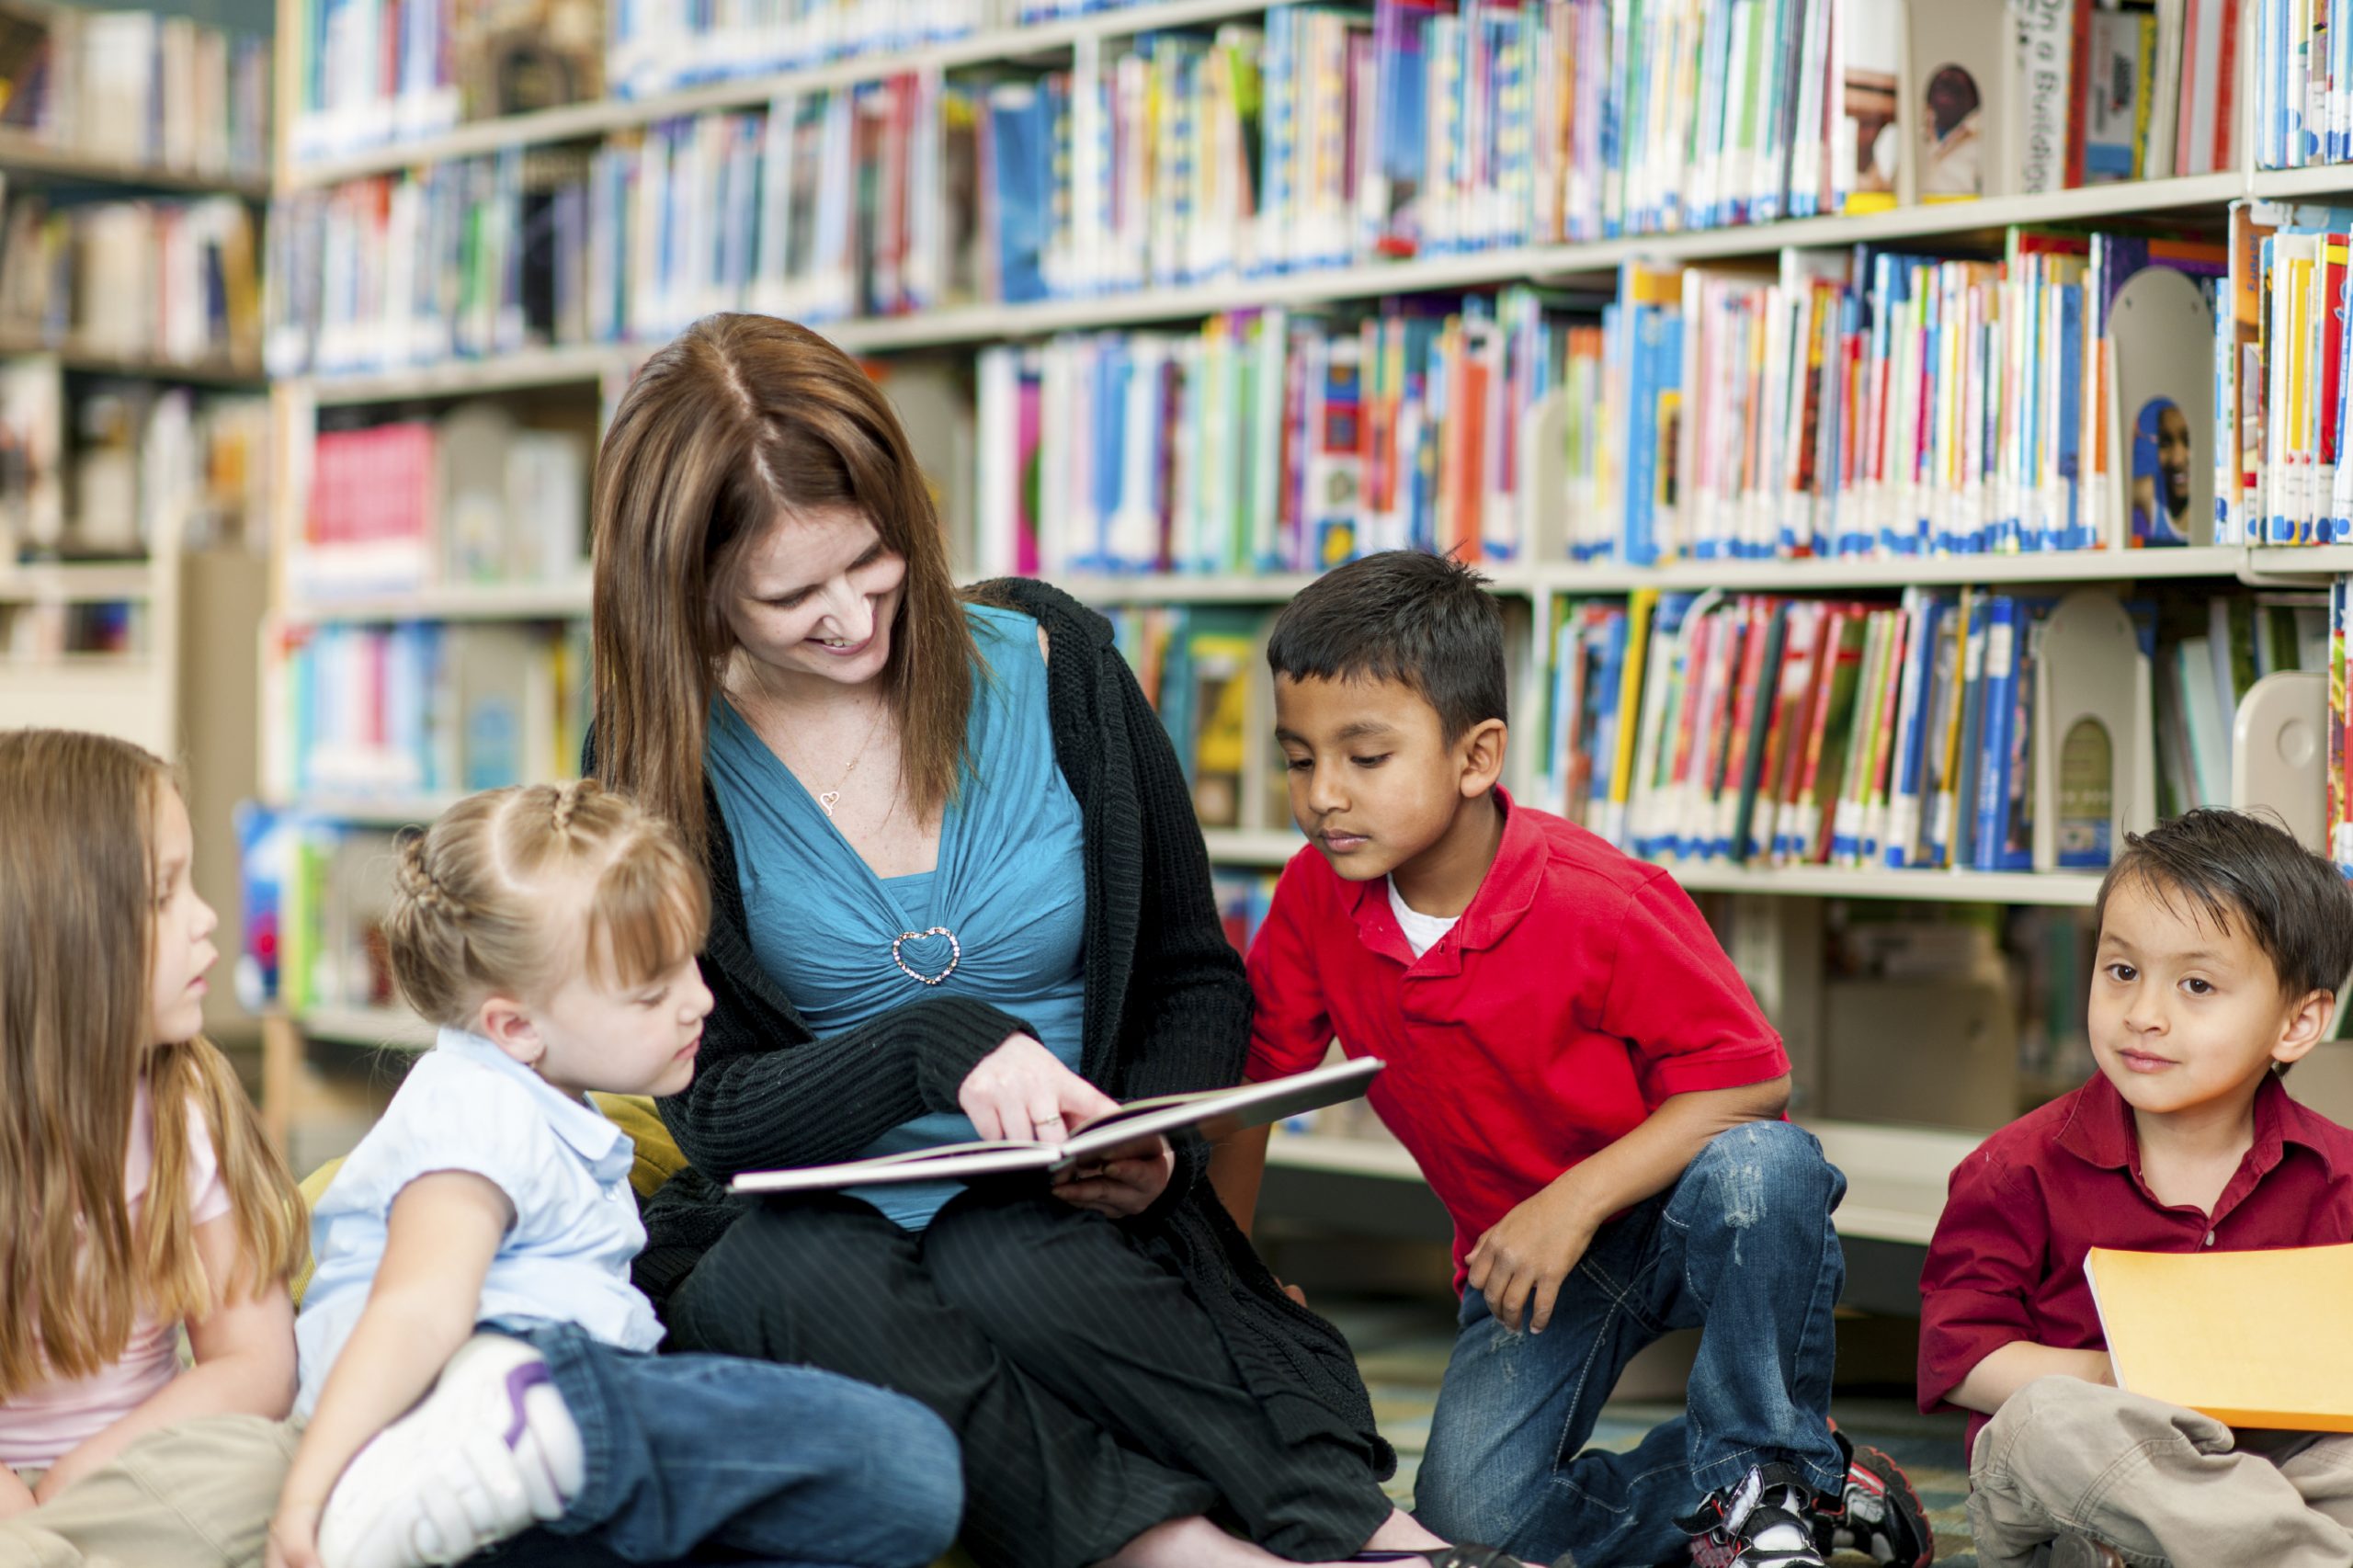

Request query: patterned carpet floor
[{"left": 1328, "top": 1299, "right": 1980, "bottom": 1567}]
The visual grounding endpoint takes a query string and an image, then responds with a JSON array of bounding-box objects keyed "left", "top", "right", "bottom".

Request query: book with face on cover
[
  {"left": 2085, "top": 1244, "right": 2353, "bottom": 1431},
  {"left": 728, "top": 1055, "right": 1384, "bottom": 1194}
]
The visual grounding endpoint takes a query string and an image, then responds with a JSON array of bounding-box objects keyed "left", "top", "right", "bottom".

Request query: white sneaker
[{"left": 318, "top": 1333, "right": 586, "bottom": 1568}]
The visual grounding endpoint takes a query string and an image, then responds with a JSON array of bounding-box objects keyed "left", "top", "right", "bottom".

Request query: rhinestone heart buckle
[{"left": 892, "top": 926, "right": 961, "bottom": 986}]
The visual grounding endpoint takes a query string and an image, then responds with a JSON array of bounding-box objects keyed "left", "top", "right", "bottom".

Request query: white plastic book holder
[
  {"left": 2032, "top": 587, "right": 2157, "bottom": 873},
  {"left": 2231, "top": 670, "right": 2328, "bottom": 855}
]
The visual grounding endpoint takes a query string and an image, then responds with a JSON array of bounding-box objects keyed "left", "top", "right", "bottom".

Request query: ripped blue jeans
[{"left": 1414, "top": 1119, "right": 1847, "bottom": 1568}]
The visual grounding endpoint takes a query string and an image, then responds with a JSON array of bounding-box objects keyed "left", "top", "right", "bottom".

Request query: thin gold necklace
[
  {"left": 741, "top": 668, "right": 888, "bottom": 820},
  {"left": 813, "top": 700, "right": 887, "bottom": 818}
]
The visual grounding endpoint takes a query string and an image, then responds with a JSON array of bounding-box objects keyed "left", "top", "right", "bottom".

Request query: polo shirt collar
[
  {"left": 435, "top": 1026, "right": 630, "bottom": 1165},
  {"left": 2055, "top": 1067, "right": 2307, "bottom": 1185},
  {"left": 1346, "top": 788, "right": 1543, "bottom": 960}
]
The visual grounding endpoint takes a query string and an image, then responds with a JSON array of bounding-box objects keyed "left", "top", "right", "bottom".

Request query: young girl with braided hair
[
  {"left": 0, "top": 728, "right": 309, "bottom": 1567},
  {"left": 270, "top": 779, "right": 962, "bottom": 1568}
]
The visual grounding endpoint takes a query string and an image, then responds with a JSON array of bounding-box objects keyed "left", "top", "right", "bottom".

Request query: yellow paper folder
[{"left": 2086, "top": 1244, "right": 2353, "bottom": 1432}]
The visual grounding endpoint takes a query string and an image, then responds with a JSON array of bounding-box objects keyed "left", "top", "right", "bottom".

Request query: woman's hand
[
  {"left": 0, "top": 1467, "right": 36, "bottom": 1519},
  {"left": 266, "top": 1498, "right": 326, "bottom": 1568},
  {"left": 1052, "top": 1136, "right": 1175, "bottom": 1218},
  {"left": 960, "top": 1034, "right": 1120, "bottom": 1144}
]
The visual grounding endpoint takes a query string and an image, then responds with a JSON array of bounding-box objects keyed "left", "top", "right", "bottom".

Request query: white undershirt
[{"left": 1387, "top": 876, "right": 1461, "bottom": 959}]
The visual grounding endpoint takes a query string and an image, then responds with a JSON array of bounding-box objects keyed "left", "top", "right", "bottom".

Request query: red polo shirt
[
  {"left": 1245, "top": 790, "right": 1790, "bottom": 1287},
  {"left": 1919, "top": 1069, "right": 2353, "bottom": 1449}
]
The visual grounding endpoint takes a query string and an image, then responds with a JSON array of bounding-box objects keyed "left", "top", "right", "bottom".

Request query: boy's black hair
[
  {"left": 2095, "top": 809, "right": 2353, "bottom": 1000},
  {"left": 1265, "top": 551, "right": 1507, "bottom": 742}
]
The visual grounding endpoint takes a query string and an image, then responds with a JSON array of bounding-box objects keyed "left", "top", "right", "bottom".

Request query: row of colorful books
[
  {"left": 1108, "top": 604, "right": 1292, "bottom": 835},
  {"left": 973, "top": 290, "right": 1572, "bottom": 578},
  {"left": 260, "top": 619, "right": 591, "bottom": 803},
  {"left": 2258, "top": 0, "right": 2353, "bottom": 168},
  {"left": 294, "top": 402, "right": 591, "bottom": 602},
  {"left": 1592, "top": 228, "right": 2228, "bottom": 566},
  {"left": 0, "top": 361, "right": 269, "bottom": 562},
  {"left": 1536, "top": 579, "right": 2346, "bottom": 877},
  {"left": 0, "top": 190, "right": 264, "bottom": 369},
  {"left": 233, "top": 813, "right": 400, "bottom": 1016},
  {"left": 264, "top": 0, "right": 2270, "bottom": 377},
  {"left": 609, "top": 0, "right": 989, "bottom": 100},
  {"left": 285, "top": 0, "right": 601, "bottom": 165},
  {"left": 1, "top": 599, "right": 146, "bottom": 661},
  {"left": 2219, "top": 199, "right": 2353, "bottom": 546},
  {"left": 264, "top": 151, "right": 588, "bottom": 376},
  {"left": 0, "top": 6, "right": 270, "bottom": 181},
  {"left": 1211, "top": 867, "right": 1283, "bottom": 954}
]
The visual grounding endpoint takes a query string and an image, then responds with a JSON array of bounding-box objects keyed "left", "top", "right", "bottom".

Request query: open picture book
[
  {"left": 2085, "top": 1244, "right": 2353, "bottom": 1431},
  {"left": 729, "top": 1055, "right": 1383, "bottom": 1195}
]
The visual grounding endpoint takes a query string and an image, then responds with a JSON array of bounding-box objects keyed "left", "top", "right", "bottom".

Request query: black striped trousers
[{"left": 664, "top": 1184, "right": 1397, "bottom": 1568}]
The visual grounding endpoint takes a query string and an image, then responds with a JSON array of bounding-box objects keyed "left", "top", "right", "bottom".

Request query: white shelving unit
[
  {"left": 1265, "top": 1119, "right": 1972, "bottom": 1247},
  {"left": 297, "top": 1004, "right": 436, "bottom": 1051},
  {"left": 0, "top": 127, "right": 273, "bottom": 200},
  {"left": 282, "top": 579, "right": 594, "bottom": 625},
  {"left": 253, "top": 2, "right": 2353, "bottom": 1251}
]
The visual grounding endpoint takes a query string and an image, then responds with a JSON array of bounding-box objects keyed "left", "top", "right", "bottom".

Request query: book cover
[
  {"left": 1835, "top": 0, "right": 1903, "bottom": 212},
  {"left": 2087, "top": 1244, "right": 2353, "bottom": 1431},
  {"left": 1903, "top": 0, "right": 2008, "bottom": 200}
]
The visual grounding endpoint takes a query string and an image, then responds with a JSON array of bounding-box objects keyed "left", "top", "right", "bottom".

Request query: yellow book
[{"left": 2086, "top": 1244, "right": 2353, "bottom": 1432}]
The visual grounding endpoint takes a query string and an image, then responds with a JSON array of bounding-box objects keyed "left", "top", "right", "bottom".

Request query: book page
[{"left": 729, "top": 1056, "right": 1383, "bottom": 1195}]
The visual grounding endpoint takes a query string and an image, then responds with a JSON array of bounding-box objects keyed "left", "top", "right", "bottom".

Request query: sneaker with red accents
[
  {"left": 1677, "top": 1464, "right": 1826, "bottom": 1568},
  {"left": 1811, "top": 1429, "right": 1935, "bottom": 1566}
]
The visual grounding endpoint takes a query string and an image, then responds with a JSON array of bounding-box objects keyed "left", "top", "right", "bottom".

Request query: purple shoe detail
[{"left": 501, "top": 1360, "right": 555, "bottom": 1449}]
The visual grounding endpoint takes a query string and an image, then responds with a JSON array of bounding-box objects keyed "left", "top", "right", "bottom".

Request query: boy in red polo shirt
[
  {"left": 1919, "top": 810, "right": 2353, "bottom": 1568},
  {"left": 1210, "top": 552, "right": 1931, "bottom": 1568}
]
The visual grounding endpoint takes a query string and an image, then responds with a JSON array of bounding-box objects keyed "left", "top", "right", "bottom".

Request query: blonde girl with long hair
[
  {"left": 0, "top": 728, "right": 308, "bottom": 1565},
  {"left": 269, "top": 779, "right": 960, "bottom": 1568}
]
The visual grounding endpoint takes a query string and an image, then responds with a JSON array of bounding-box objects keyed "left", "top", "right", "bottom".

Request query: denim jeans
[
  {"left": 1414, "top": 1119, "right": 1847, "bottom": 1568},
  {"left": 473, "top": 1324, "right": 963, "bottom": 1568}
]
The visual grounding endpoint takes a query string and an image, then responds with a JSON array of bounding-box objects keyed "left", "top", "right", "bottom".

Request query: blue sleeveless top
[{"left": 705, "top": 604, "right": 1089, "bottom": 1230}]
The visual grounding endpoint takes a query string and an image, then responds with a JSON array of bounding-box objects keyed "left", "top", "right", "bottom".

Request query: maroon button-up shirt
[{"left": 1919, "top": 1069, "right": 2353, "bottom": 1449}]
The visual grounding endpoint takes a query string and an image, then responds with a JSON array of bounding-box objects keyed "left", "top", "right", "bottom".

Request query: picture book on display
[{"left": 728, "top": 1056, "right": 1385, "bottom": 1195}]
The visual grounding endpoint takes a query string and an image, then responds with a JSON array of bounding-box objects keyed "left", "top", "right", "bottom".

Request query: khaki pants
[
  {"left": 0, "top": 1415, "right": 297, "bottom": 1568},
  {"left": 1969, "top": 1377, "right": 2353, "bottom": 1568}
]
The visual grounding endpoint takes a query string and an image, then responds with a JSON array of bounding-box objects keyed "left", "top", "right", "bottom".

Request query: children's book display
[{"left": 729, "top": 1056, "right": 1385, "bottom": 1192}]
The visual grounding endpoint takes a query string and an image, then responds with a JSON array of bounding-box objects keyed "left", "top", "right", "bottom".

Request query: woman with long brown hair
[{"left": 589, "top": 314, "right": 1529, "bottom": 1568}]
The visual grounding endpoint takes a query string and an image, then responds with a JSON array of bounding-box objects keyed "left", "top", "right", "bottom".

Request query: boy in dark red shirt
[
  {"left": 1919, "top": 810, "right": 2353, "bottom": 1568},
  {"left": 1211, "top": 552, "right": 1931, "bottom": 1568}
]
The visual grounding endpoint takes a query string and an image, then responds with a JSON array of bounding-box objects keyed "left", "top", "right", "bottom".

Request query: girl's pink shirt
[{"left": 0, "top": 1086, "right": 231, "bottom": 1468}]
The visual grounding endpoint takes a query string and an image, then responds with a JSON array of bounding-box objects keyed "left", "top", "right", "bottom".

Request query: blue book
[
  {"left": 985, "top": 86, "right": 1051, "bottom": 305},
  {"left": 1588, "top": 612, "right": 1631, "bottom": 815},
  {"left": 1972, "top": 597, "right": 2020, "bottom": 871},
  {"left": 1883, "top": 589, "right": 1945, "bottom": 868},
  {"left": 2054, "top": 284, "right": 2086, "bottom": 551}
]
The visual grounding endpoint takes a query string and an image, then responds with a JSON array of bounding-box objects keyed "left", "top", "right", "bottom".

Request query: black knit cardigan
[{"left": 629, "top": 576, "right": 1392, "bottom": 1478}]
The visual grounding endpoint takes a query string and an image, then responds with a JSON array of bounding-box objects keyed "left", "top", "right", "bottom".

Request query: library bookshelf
[{"left": 251, "top": 0, "right": 2353, "bottom": 1251}]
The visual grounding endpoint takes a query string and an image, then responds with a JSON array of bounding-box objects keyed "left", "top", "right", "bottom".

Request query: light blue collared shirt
[{"left": 294, "top": 1028, "right": 664, "bottom": 1416}]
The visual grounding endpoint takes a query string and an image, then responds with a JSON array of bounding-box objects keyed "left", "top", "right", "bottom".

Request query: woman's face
[{"left": 722, "top": 506, "right": 908, "bottom": 693}]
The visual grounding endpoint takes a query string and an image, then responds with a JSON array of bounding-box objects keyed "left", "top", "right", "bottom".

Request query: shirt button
[{"left": 2205, "top": 1231, "right": 2217, "bottom": 1246}]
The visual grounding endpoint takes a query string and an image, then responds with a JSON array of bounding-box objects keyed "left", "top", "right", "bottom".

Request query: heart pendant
[{"left": 818, "top": 790, "right": 841, "bottom": 818}]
